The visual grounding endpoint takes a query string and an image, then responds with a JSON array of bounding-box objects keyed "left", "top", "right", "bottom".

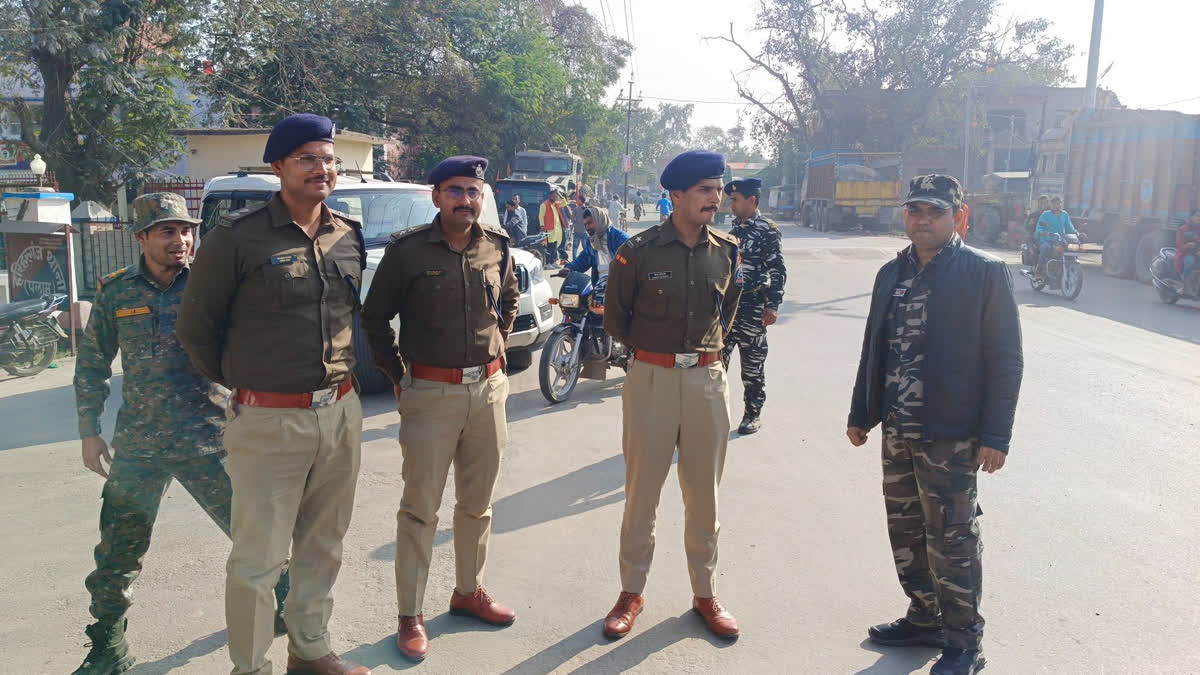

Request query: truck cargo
[
  {"left": 1058, "top": 109, "right": 1200, "bottom": 282},
  {"left": 798, "top": 152, "right": 903, "bottom": 231}
]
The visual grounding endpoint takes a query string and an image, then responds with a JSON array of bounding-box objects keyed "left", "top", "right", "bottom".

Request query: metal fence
[
  {"left": 79, "top": 222, "right": 140, "bottom": 294},
  {"left": 143, "top": 178, "right": 206, "bottom": 217}
]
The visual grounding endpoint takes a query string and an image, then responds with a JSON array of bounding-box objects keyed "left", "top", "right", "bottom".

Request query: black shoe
[
  {"left": 867, "top": 618, "right": 947, "bottom": 647},
  {"left": 930, "top": 647, "right": 986, "bottom": 674},
  {"left": 273, "top": 570, "right": 290, "bottom": 637},
  {"left": 737, "top": 415, "right": 761, "bottom": 435}
]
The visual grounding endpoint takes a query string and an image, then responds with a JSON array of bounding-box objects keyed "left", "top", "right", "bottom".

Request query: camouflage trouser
[
  {"left": 721, "top": 297, "right": 767, "bottom": 417},
  {"left": 882, "top": 434, "right": 984, "bottom": 649},
  {"left": 85, "top": 451, "right": 236, "bottom": 622}
]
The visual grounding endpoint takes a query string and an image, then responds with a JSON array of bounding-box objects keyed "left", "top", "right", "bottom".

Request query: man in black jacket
[{"left": 847, "top": 174, "right": 1023, "bottom": 675}]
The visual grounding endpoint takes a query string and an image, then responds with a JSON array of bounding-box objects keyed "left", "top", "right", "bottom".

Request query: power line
[
  {"left": 1143, "top": 93, "right": 1200, "bottom": 110},
  {"left": 640, "top": 95, "right": 752, "bottom": 105}
]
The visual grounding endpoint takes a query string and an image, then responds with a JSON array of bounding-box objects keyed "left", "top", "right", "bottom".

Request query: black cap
[
  {"left": 901, "top": 174, "right": 964, "bottom": 210},
  {"left": 724, "top": 177, "right": 763, "bottom": 197},
  {"left": 262, "top": 114, "right": 335, "bottom": 163},
  {"left": 660, "top": 150, "right": 726, "bottom": 191},
  {"left": 428, "top": 155, "right": 488, "bottom": 186}
]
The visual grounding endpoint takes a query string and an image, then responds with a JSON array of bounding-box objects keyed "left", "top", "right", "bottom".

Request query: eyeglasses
[
  {"left": 287, "top": 154, "right": 343, "bottom": 172},
  {"left": 441, "top": 186, "right": 483, "bottom": 200}
]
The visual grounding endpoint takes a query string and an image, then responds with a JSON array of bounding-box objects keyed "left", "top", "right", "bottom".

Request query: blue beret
[
  {"left": 429, "top": 155, "right": 489, "bottom": 186},
  {"left": 660, "top": 150, "right": 726, "bottom": 192},
  {"left": 262, "top": 114, "right": 336, "bottom": 163},
  {"left": 724, "top": 177, "right": 763, "bottom": 196}
]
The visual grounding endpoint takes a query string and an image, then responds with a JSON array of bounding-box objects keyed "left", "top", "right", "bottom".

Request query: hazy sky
[{"left": 577, "top": 0, "right": 1200, "bottom": 137}]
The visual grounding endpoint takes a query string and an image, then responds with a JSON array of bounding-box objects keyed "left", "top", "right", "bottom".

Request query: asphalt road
[{"left": 2, "top": 223, "right": 1198, "bottom": 674}]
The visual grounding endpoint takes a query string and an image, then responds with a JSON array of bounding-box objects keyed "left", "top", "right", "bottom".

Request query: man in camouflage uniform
[
  {"left": 720, "top": 178, "right": 786, "bottom": 435},
  {"left": 72, "top": 193, "right": 288, "bottom": 675},
  {"left": 847, "top": 175, "right": 1023, "bottom": 675}
]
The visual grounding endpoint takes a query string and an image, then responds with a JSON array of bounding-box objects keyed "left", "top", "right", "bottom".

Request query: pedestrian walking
[
  {"left": 359, "top": 156, "right": 520, "bottom": 663},
  {"left": 178, "top": 114, "right": 370, "bottom": 675},
  {"left": 540, "top": 187, "right": 568, "bottom": 265},
  {"left": 608, "top": 193, "right": 623, "bottom": 231},
  {"left": 720, "top": 178, "right": 787, "bottom": 435},
  {"left": 601, "top": 150, "right": 743, "bottom": 641},
  {"left": 656, "top": 191, "right": 672, "bottom": 222},
  {"left": 571, "top": 197, "right": 588, "bottom": 260},
  {"left": 846, "top": 174, "right": 1023, "bottom": 675},
  {"left": 71, "top": 193, "right": 290, "bottom": 675}
]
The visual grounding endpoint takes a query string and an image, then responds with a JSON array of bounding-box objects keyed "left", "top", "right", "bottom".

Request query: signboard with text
[{"left": 5, "top": 233, "right": 69, "bottom": 300}]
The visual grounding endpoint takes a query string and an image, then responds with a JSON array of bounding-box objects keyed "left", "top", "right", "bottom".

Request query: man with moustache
[
  {"left": 179, "top": 114, "right": 369, "bottom": 675},
  {"left": 847, "top": 175, "right": 1022, "bottom": 675},
  {"left": 72, "top": 193, "right": 290, "bottom": 675},
  {"left": 360, "top": 156, "right": 520, "bottom": 663},
  {"left": 601, "top": 150, "right": 743, "bottom": 641}
]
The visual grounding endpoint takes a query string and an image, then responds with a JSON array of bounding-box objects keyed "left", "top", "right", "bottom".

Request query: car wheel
[{"left": 352, "top": 314, "right": 391, "bottom": 395}]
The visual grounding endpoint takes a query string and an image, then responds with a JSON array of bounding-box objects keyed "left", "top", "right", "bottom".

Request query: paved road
[{"left": 2, "top": 224, "right": 1198, "bottom": 674}]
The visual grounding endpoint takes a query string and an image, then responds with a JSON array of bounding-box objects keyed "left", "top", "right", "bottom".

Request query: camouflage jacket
[
  {"left": 74, "top": 257, "right": 226, "bottom": 457},
  {"left": 730, "top": 210, "right": 787, "bottom": 309}
]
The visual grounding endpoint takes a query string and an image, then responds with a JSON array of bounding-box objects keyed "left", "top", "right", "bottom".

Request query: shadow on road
[
  {"left": 497, "top": 622, "right": 610, "bottom": 674},
  {"left": 853, "top": 637, "right": 939, "bottom": 674},
  {"left": 505, "top": 379, "right": 623, "bottom": 423},
  {"left": 128, "top": 629, "right": 227, "bottom": 674},
  {"left": 0, "top": 380, "right": 110, "bottom": 451},
  {"left": 342, "top": 612, "right": 512, "bottom": 671},
  {"left": 567, "top": 612, "right": 736, "bottom": 674},
  {"left": 371, "top": 454, "right": 627, "bottom": 561},
  {"left": 773, "top": 292, "right": 872, "bottom": 326}
]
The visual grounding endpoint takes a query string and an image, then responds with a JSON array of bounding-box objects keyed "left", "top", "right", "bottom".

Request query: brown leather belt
[
  {"left": 633, "top": 349, "right": 721, "bottom": 369},
  {"left": 236, "top": 379, "right": 353, "bottom": 409},
  {"left": 411, "top": 357, "right": 503, "bottom": 384}
]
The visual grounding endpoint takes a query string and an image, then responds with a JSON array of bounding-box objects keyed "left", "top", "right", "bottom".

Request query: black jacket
[{"left": 848, "top": 237, "right": 1024, "bottom": 451}]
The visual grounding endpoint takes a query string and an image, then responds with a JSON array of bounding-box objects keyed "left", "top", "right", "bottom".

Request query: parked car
[{"left": 200, "top": 174, "right": 555, "bottom": 393}]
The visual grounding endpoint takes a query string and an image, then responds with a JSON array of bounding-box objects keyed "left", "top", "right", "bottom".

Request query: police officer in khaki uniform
[
  {"left": 601, "top": 150, "right": 743, "bottom": 640},
  {"left": 359, "top": 156, "right": 520, "bottom": 663},
  {"left": 178, "top": 114, "right": 370, "bottom": 675}
]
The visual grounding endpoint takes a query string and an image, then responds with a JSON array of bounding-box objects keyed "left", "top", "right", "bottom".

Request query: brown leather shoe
[
  {"left": 692, "top": 596, "right": 739, "bottom": 638},
  {"left": 603, "top": 591, "right": 645, "bottom": 639},
  {"left": 395, "top": 614, "right": 428, "bottom": 663},
  {"left": 285, "top": 652, "right": 370, "bottom": 675},
  {"left": 449, "top": 587, "right": 517, "bottom": 626}
]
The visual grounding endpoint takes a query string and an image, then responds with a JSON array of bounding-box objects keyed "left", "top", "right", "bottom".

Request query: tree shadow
[
  {"left": 127, "top": 629, "right": 227, "bottom": 674},
  {"left": 341, "top": 611, "right": 514, "bottom": 671},
  {"left": 853, "top": 637, "right": 940, "bottom": 674}
]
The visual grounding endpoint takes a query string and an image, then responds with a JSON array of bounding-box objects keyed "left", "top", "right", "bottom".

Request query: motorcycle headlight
[
  {"left": 559, "top": 293, "right": 581, "bottom": 308},
  {"left": 527, "top": 258, "right": 545, "bottom": 284}
]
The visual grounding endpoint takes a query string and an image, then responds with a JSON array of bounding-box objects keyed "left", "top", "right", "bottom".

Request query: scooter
[
  {"left": 1150, "top": 247, "right": 1200, "bottom": 304},
  {"left": 0, "top": 294, "right": 68, "bottom": 377},
  {"left": 538, "top": 271, "right": 628, "bottom": 403},
  {"left": 1020, "top": 233, "right": 1084, "bottom": 300}
]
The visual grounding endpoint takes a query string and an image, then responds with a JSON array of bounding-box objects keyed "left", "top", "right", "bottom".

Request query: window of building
[{"left": 1055, "top": 153, "right": 1067, "bottom": 174}]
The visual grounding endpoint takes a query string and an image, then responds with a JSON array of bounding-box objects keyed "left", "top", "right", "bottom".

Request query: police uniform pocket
[
  {"left": 637, "top": 285, "right": 672, "bottom": 320},
  {"left": 334, "top": 256, "right": 363, "bottom": 306},
  {"left": 264, "top": 260, "right": 312, "bottom": 306},
  {"left": 414, "top": 273, "right": 462, "bottom": 325},
  {"left": 115, "top": 312, "right": 155, "bottom": 359}
]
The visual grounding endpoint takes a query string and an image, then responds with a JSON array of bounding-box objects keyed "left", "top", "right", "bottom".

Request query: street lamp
[{"left": 30, "top": 153, "right": 46, "bottom": 187}]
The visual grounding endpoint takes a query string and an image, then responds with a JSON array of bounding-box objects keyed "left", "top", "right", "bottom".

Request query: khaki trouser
[
  {"left": 224, "top": 390, "right": 363, "bottom": 675},
  {"left": 395, "top": 371, "right": 509, "bottom": 616},
  {"left": 619, "top": 358, "right": 730, "bottom": 597}
]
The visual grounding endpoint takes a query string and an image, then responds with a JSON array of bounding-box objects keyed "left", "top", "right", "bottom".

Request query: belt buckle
[
  {"left": 674, "top": 353, "right": 699, "bottom": 369},
  {"left": 460, "top": 365, "right": 485, "bottom": 384},
  {"left": 310, "top": 386, "right": 338, "bottom": 408}
]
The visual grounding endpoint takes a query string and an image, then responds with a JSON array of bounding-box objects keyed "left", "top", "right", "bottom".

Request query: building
[{"left": 169, "top": 127, "right": 387, "bottom": 182}]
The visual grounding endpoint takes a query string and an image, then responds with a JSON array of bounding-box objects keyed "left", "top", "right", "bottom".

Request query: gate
[
  {"left": 143, "top": 178, "right": 206, "bottom": 217},
  {"left": 79, "top": 222, "right": 140, "bottom": 294}
]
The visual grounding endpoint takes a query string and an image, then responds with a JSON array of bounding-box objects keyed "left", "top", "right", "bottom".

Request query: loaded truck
[
  {"left": 798, "top": 152, "right": 903, "bottom": 231},
  {"left": 1054, "top": 109, "right": 1200, "bottom": 283},
  {"left": 495, "top": 148, "right": 584, "bottom": 233}
]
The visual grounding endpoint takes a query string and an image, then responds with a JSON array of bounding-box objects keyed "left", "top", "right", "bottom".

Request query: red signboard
[{"left": 5, "top": 233, "right": 70, "bottom": 300}]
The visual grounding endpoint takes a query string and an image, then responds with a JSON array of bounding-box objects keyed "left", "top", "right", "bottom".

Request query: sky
[{"left": 576, "top": 0, "right": 1200, "bottom": 139}]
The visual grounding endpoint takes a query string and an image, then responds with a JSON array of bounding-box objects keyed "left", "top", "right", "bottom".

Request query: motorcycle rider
[
  {"left": 503, "top": 200, "right": 526, "bottom": 243},
  {"left": 1034, "top": 196, "right": 1077, "bottom": 277},
  {"left": 1175, "top": 209, "right": 1200, "bottom": 279},
  {"left": 556, "top": 205, "right": 630, "bottom": 283}
]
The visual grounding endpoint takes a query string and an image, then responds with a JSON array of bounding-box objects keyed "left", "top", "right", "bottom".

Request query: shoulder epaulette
[
  {"left": 98, "top": 267, "right": 128, "bottom": 288},
  {"left": 218, "top": 200, "right": 269, "bottom": 228},
  {"left": 710, "top": 227, "right": 739, "bottom": 247},
  {"left": 757, "top": 216, "right": 779, "bottom": 230},
  {"left": 328, "top": 208, "right": 361, "bottom": 227},
  {"left": 389, "top": 223, "right": 432, "bottom": 245},
  {"left": 483, "top": 224, "right": 509, "bottom": 240},
  {"left": 625, "top": 226, "right": 659, "bottom": 249}
]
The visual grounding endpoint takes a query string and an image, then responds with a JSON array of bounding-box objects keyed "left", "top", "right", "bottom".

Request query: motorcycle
[
  {"left": 515, "top": 232, "right": 549, "bottom": 266},
  {"left": 1150, "top": 246, "right": 1200, "bottom": 304},
  {"left": 538, "top": 270, "right": 628, "bottom": 403},
  {"left": 1020, "top": 233, "right": 1084, "bottom": 300},
  {"left": 0, "top": 294, "right": 69, "bottom": 377}
]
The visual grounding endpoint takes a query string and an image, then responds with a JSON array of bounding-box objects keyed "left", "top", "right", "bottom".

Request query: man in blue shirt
[
  {"left": 1034, "top": 196, "right": 1077, "bottom": 275},
  {"left": 656, "top": 191, "right": 672, "bottom": 221},
  {"left": 559, "top": 206, "right": 629, "bottom": 283}
]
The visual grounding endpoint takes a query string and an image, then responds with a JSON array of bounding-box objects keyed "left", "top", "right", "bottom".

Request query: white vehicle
[{"left": 200, "top": 173, "right": 555, "bottom": 394}]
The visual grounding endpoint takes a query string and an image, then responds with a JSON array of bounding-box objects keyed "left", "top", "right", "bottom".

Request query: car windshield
[
  {"left": 544, "top": 157, "right": 572, "bottom": 174},
  {"left": 325, "top": 189, "right": 438, "bottom": 245}
]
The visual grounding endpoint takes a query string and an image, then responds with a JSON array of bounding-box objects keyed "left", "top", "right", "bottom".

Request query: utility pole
[
  {"left": 1084, "top": 0, "right": 1104, "bottom": 110},
  {"left": 618, "top": 78, "right": 641, "bottom": 209},
  {"left": 963, "top": 84, "right": 974, "bottom": 191}
]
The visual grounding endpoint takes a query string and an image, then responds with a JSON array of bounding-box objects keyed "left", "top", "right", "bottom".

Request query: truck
[
  {"left": 1051, "top": 109, "right": 1200, "bottom": 283},
  {"left": 495, "top": 148, "right": 584, "bottom": 234},
  {"left": 798, "top": 152, "right": 903, "bottom": 231}
]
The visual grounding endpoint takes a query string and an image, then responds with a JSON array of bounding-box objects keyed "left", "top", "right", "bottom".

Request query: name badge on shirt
[
  {"left": 648, "top": 271, "right": 672, "bottom": 281},
  {"left": 893, "top": 287, "right": 907, "bottom": 297},
  {"left": 115, "top": 305, "right": 151, "bottom": 318},
  {"left": 270, "top": 254, "right": 299, "bottom": 265},
  {"left": 423, "top": 269, "right": 444, "bottom": 277}
]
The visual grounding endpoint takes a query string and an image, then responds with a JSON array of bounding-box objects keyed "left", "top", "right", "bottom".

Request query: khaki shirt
[
  {"left": 359, "top": 215, "right": 519, "bottom": 383},
  {"left": 604, "top": 216, "right": 741, "bottom": 353},
  {"left": 178, "top": 193, "right": 365, "bottom": 393}
]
